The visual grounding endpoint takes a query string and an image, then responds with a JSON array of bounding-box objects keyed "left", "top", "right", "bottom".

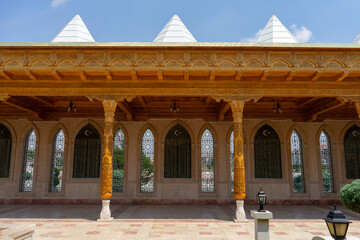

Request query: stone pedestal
[
  {"left": 99, "top": 199, "right": 113, "bottom": 221},
  {"left": 234, "top": 200, "right": 247, "bottom": 222},
  {"left": 250, "top": 210, "right": 273, "bottom": 240}
]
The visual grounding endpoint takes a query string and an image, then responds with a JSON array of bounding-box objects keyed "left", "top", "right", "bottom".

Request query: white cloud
[
  {"left": 241, "top": 28, "right": 264, "bottom": 42},
  {"left": 291, "top": 24, "right": 312, "bottom": 43},
  {"left": 51, "top": 0, "right": 70, "bottom": 8}
]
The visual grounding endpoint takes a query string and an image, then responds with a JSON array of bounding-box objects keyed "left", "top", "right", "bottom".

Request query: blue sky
[{"left": 1, "top": 0, "right": 360, "bottom": 43}]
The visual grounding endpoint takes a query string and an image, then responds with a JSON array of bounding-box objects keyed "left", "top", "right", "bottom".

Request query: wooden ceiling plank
[
  {"left": 32, "top": 96, "right": 53, "bottom": 106},
  {"left": 3, "top": 99, "right": 41, "bottom": 120},
  {"left": 205, "top": 96, "right": 212, "bottom": 105},
  {"left": 308, "top": 99, "right": 345, "bottom": 121},
  {"left": 217, "top": 102, "right": 230, "bottom": 121},
  {"left": 131, "top": 70, "right": 137, "bottom": 81},
  {"left": 184, "top": 70, "right": 189, "bottom": 81},
  {"left": 118, "top": 101, "right": 133, "bottom": 121},
  {"left": 137, "top": 96, "right": 147, "bottom": 107},
  {"left": 298, "top": 97, "right": 318, "bottom": 107},
  {"left": 157, "top": 70, "right": 163, "bottom": 80},
  {"left": 0, "top": 70, "right": 12, "bottom": 80},
  {"left": 285, "top": 70, "right": 296, "bottom": 81},
  {"left": 260, "top": 70, "right": 270, "bottom": 81},
  {"left": 210, "top": 70, "right": 216, "bottom": 81},
  {"left": 235, "top": 70, "right": 243, "bottom": 81},
  {"left": 78, "top": 70, "right": 87, "bottom": 81}
]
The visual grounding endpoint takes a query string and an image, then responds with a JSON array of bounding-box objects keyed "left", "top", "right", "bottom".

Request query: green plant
[
  {"left": 25, "top": 171, "right": 32, "bottom": 181},
  {"left": 141, "top": 153, "right": 153, "bottom": 184},
  {"left": 340, "top": 179, "right": 360, "bottom": 213},
  {"left": 293, "top": 174, "right": 304, "bottom": 192},
  {"left": 113, "top": 147, "right": 124, "bottom": 168},
  {"left": 52, "top": 167, "right": 61, "bottom": 188},
  {"left": 113, "top": 169, "right": 123, "bottom": 191}
]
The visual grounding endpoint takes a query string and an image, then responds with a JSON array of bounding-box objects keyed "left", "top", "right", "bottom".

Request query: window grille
[
  {"left": 72, "top": 124, "right": 101, "bottom": 178},
  {"left": 113, "top": 129, "right": 125, "bottom": 192},
  {"left": 164, "top": 124, "right": 191, "bottom": 178},
  {"left": 201, "top": 129, "right": 215, "bottom": 193},
  {"left": 319, "top": 130, "right": 334, "bottom": 193},
  {"left": 344, "top": 125, "right": 360, "bottom": 179},
  {"left": 290, "top": 130, "right": 305, "bottom": 193},
  {"left": 0, "top": 124, "right": 12, "bottom": 178},
  {"left": 140, "top": 129, "right": 154, "bottom": 193},
  {"left": 230, "top": 131, "right": 234, "bottom": 193},
  {"left": 21, "top": 129, "right": 36, "bottom": 192},
  {"left": 254, "top": 125, "right": 282, "bottom": 178},
  {"left": 50, "top": 129, "right": 65, "bottom": 192}
]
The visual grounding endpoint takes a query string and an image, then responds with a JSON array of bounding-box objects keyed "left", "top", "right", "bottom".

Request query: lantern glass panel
[
  {"left": 326, "top": 221, "right": 335, "bottom": 236},
  {"left": 334, "top": 223, "right": 348, "bottom": 237},
  {"left": 259, "top": 196, "right": 266, "bottom": 204}
]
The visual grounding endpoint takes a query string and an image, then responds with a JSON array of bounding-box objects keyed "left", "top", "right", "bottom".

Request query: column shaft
[
  {"left": 100, "top": 100, "right": 117, "bottom": 200},
  {"left": 230, "top": 100, "right": 246, "bottom": 200}
]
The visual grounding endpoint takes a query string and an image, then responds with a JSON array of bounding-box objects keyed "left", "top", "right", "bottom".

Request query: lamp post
[
  {"left": 256, "top": 188, "right": 267, "bottom": 212},
  {"left": 323, "top": 204, "right": 352, "bottom": 240}
]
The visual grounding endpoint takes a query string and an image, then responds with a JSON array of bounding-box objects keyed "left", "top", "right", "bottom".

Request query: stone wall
[{"left": 0, "top": 118, "right": 357, "bottom": 204}]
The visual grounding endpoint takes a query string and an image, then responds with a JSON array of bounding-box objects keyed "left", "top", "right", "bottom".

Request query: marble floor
[{"left": 0, "top": 204, "right": 359, "bottom": 239}]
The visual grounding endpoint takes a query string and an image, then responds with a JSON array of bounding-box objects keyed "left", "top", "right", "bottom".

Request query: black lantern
[
  {"left": 256, "top": 188, "right": 267, "bottom": 212},
  {"left": 323, "top": 204, "right": 352, "bottom": 240}
]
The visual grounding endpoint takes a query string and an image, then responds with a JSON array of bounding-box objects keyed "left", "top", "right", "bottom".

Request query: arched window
[
  {"left": 344, "top": 125, "right": 360, "bottom": 179},
  {"left": 230, "top": 131, "right": 234, "bottom": 192},
  {"left": 21, "top": 129, "right": 36, "bottom": 192},
  {"left": 73, "top": 124, "right": 101, "bottom": 178},
  {"left": 290, "top": 130, "right": 305, "bottom": 193},
  {"left": 201, "top": 129, "right": 214, "bottom": 193},
  {"left": 113, "top": 129, "right": 125, "bottom": 192},
  {"left": 164, "top": 124, "right": 191, "bottom": 178},
  {"left": 50, "top": 129, "right": 65, "bottom": 192},
  {"left": 320, "top": 130, "right": 334, "bottom": 193},
  {"left": 0, "top": 124, "right": 12, "bottom": 178},
  {"left": 254, "top": 125, "right": 282, "bottom": 178},
  {"left": 141, "top": 129, "right": 154, "bottom": 193}
]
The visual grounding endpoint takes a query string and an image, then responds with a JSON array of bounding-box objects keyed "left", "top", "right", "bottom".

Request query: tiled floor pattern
[{"left": 0, "top": 204, "right": 359, "bottom": 240}]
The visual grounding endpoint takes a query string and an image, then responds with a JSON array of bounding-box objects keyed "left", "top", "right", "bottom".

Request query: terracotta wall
[{"left": 0, "top": 118, "right": 357, "bottom": 204}]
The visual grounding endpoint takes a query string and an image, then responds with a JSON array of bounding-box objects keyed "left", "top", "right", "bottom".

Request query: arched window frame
[
  {"left": 49, "top": 129, "right": 65, "bottom": 192},
  {"left": 0, "top": 123, "right": 13, "bottom": 179},
  {"left": 113, "top": 126, "right": 127, "bottom": 193},
  {"left": 199, "top": 125, "right": 216, "bottom": 194},
  {"left": 139, "top": 125, "right": 156, "bottom": 194},
  {"left": 318, "top": 129, "right": 335, "bottom": 193},
  {"left": 290, "top": 129, "right": 305, "bottom": 193},
  {"left": 20, "top": 127, "right": 39, "bottom": 193}
]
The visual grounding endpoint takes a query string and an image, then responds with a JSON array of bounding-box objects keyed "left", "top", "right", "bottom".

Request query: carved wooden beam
[
  {"left": 286, "top": 70, "right": 296, "bottom": 81},
  {"left": 217, "top": 102, "right": 231, "bottom": 121},
  {"left": 336, "top": 71, "right": 349, "bottom": 82},
  {"left": 117, "top": 101, "right": 133, "bottom": 121},
  {"left": 311, "top": 70, "right": 322, "bottom": 81},
  {"left": 184, "top": 70, "right": 189, "bottom": 81},
  {"left": 298, "top": 97, "right": 318, "bottom": 107},
  {"left": 32, "top": 96, "right": 53, "bottom": 106},
  {"left": 308, "top": 99, "right": 345, "bottom": 121},
  {"left": 205, "top": 96, "right": 212, "bottom": 106},
  {"left": 157, "top": 70, "right": 163, "bottom": 80},
  {"left": 25, "top": 70, "right": 37, "bottom": 80},
  {"left": 104, "top": 70, "right": 112, "bottom": 80},
  {"left": 51, "top": 70, "right": 62, "bottom": 81},
  {"left": 0, "top": 70, "right": 12, "bottom": 80},
  {"left": 78, "top": 70, "right": 87, "bottom": 81},
  {"left": 131, "top": 70, "right": 137, "bottom": 81},
  {"left": 210, "top": 70, "right": 216, "bottom": 81},
  {"left": 3, "top": 98, "right": 41, "bottom": 120},
  {"left": 137, "top": 96, "right": 146, "bottom": 107},
  {"left": 235, "top": 70, "right": 243, "bottom": 81},
  {"left": 260, "top": 70, "right": 270, "bottom": 81}
]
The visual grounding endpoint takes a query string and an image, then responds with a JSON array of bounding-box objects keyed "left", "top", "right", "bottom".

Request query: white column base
[
  {"left": 234, "top": 200, "right": 248, "bottom": 222},
  {"left": 98, "top": 199, "right": 113, "bottom": 221}
]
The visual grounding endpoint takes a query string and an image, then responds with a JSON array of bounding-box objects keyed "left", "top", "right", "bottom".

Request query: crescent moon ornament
[
  {"left": 263, "top": 130, "right": 270, "bottom": 137},
  {"left": 174, "top": 129, "right": 181, "bottom": 136},
  {"left": 85, "top": 130, "right": 92, "bottom": 136},
  {"left": 353, "top": 130, "right": 360, "bottom": 137}
]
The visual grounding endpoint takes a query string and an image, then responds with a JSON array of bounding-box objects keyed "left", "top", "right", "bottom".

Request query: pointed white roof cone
[
  {"left": 52, "top": 15, "right": 95, "bottom": 42},
  {"left": 353, "top": 33, "right": 360, "bottom": 43},
  {"left": 153, "top": 15, "right": 197, "bottom": 42},
  {"left": 257, "top": 15, "right": 297, "bottom": 43}
]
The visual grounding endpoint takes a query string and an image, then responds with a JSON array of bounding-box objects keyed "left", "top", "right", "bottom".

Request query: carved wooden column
[
  {"left": 99, "top": 99, "right": 117, "bottom": 221},
  {"left": 230, "top": 100, "right": 246, "bottom": 221},
  {"left": 355, "top": 102, "right": 360, "bottom": 119}
]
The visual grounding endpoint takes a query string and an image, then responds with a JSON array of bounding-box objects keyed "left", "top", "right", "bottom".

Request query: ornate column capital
[
  {"left": 230, "top": 100, "right": 245, "bottom": 123},
  {"left": 102, "top": 99, "right": 117, "bottom": 123}
]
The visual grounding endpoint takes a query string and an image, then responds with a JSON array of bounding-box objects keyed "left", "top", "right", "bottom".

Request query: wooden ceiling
[{"left": 0, "top": 96, "right": 357, "bottom": 122}]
